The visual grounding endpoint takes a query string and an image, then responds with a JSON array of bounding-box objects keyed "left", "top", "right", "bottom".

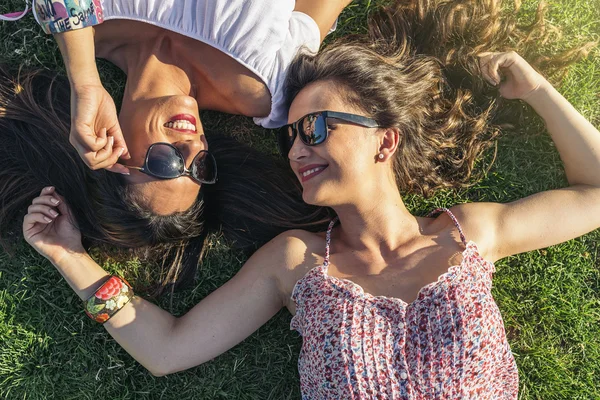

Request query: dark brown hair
[
  {"left": 0, "top": 68, "right": 330, "bottom": 295},
  {"left": 286, "top": 0, "right": 595, "bottom": 196}
]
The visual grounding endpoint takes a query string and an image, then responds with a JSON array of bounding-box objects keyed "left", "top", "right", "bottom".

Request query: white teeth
[
  {"left": 302, "top": 167, "right": 325, "bottom": 177},
  {"left": 165, "top": 120, "right": 196, "bottom": 132}
]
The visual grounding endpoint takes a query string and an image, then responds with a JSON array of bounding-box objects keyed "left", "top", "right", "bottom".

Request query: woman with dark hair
[
  {"left": 1, "top": 0, "right": 345, "bottom": 291},
  {"left": 0, "top": 68, "right": 331, "bottom": 293},
  {"left": 26, "top": 0, "right": 348, "bottom": 214},
  {"left": 20, "top": 0, "right": 600, "bottom": 397}
]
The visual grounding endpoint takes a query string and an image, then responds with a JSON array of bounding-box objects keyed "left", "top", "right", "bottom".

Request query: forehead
[
  {"left": 288, "top": 81, "right": 358, "bottom": 123},
  {"left": 127, "top": 178, "right": 200, "bottom": 215}
]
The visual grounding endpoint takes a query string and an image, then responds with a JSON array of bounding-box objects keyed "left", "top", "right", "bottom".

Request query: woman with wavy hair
[
  {"left": 1, "top": 0, "right": 345, "bottom": 292},
  {"left": 20, "top": 0, "right": 600, "bottom": 397}
]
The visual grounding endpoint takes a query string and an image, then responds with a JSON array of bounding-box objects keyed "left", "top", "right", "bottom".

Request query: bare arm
[
  {"left": 294, "top": 0, "right": 352, "bottom": 42},
  {"left": 51, "top": 28, "right": 130, "bottom": 172},
  {"left": 60, "top": 245, "right": 285, "bottom": 376},
  {"left": 24, "top": 190, "right": 292, "bottom": 377},
  {"left": 459, "top": 52, "right": 600, "bottom": 261},
  {"left": 54, "top": 28, "right": 101, "bottom": 87}
]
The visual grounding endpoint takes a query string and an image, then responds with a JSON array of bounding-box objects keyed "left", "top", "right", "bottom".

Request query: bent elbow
[
  {"left": 147, "top": 363, "right": 173, "bottom": 377},
  {"left": 149, "top": 370, "right": 169, "bottom": 377},
  {"left": 146, "top": 358, "right": 206, "bottom": 377},
  {"left": 143, "top": 357, "right": 175, "bottom": 377}
]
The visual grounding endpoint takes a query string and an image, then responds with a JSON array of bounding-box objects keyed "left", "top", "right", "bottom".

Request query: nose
[
  {"left": 288, "top": 134, "right": 310, "bottom": 162},
  {"left": 172, "top": 140, "right": 205, "bottom": 168}
]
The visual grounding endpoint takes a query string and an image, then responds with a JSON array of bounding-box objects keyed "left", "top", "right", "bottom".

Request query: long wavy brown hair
[
  {"left": 0, "top": 68, "right": 331, "bottom": 295},
  {"left": 286, "top": 0, "right": 595, "bottom": 196}
]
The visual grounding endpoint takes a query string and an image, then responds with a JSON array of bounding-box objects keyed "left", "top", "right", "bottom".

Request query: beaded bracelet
[
  {"left": 84, "top": 275, "right": 133, "bottom": 324},
  {"left": 33, "top": 0, "right": 104, "bottom": 34}
]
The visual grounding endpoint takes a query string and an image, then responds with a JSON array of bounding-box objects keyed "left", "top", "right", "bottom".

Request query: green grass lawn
[{"left": 1, "top": 0, "right": 599, "bottom": 399}]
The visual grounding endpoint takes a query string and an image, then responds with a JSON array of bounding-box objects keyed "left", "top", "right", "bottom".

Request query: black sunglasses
[
  {"left": 277, "top": 111, "right": 380, "bottom": 158},
  {"left": 128, "top": 142, "right": 217, "bottom": 184}
]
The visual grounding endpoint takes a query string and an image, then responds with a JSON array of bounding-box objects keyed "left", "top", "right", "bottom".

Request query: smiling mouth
[
  {"left": 164, "top": 114, "right": 197, "bottom": 133},
  {"left": 300, "top": 166, "right": 328, "bottom": 183}
]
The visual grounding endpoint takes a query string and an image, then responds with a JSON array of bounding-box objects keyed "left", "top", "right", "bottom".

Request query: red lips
[
  {"left": 298, "top": 164, "right": 328, "bottom": 183},
  {"left": 164, "top": 114, "right": 198, "bottom": 134},
  {"left": 168, "top": 114, "right": 196, "bottom": 125}
]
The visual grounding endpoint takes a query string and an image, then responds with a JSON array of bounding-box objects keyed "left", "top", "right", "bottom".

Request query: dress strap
[
  {"left": 323, "top": 217, "right": 339, "bottom": 266},
  {"left": 428, "top": 207, "right": 468, "bottom": 247}
]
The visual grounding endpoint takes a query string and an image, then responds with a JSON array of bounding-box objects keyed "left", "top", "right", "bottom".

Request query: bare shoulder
[
  {"left": 249, "top": 229, "right": 326, "bottom": 299},
  {"left": 445, "top": 202, "right": 506, "bottom": 261}
]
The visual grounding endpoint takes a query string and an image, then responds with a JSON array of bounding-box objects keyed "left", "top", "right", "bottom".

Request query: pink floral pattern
[{"left": 291, "top": 209, "right": 519, "bottom": 399}]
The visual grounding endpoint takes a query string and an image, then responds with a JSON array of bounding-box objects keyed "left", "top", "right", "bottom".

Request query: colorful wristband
[
  {"left": 84, "top": 276, "right": 133, "bottom": 324},
  {"left": 33, "top": 0, "right": 104, "bottom": 34}
]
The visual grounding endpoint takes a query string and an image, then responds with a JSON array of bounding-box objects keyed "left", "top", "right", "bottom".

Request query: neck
[
  {"left": 94, "top": 20, "right": 270, "bottom": 115},
  {"left": 95, "top": 24, "right": 211, "bottom": 106},
  {"left": 332, "top": 182, "right": 421, "bottom": 254},
  {"left": 123, "top": 49, "right": 194, "bottom": 102}
]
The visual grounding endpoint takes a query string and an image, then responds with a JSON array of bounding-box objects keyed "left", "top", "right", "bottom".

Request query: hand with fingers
[
  {"left": 477, "top": 51, "right": 547, "bottom": 100},
  {"left": 23, "top": 187, "right": 86, "bottom": 265},
  {"left": 69, "top": 83, "right": 132, "bottom": 175}
]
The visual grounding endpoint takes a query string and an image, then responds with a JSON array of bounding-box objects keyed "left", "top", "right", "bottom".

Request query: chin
[{"left": 301, "top": 186, "right": 334, "bottom": 207}]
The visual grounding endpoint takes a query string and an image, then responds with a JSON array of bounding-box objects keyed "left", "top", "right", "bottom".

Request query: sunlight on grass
[{"left": 1, "top": 0, "right": 599, "bottom": 398}]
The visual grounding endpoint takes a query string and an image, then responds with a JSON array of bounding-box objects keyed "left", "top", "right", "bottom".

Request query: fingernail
[
  {"left": 109, "top": 136, "right": 115, "bottom": 146},
  {"left": 118, "top": 147, "right": 125, "bottom": 157},
  {"left": 49, "top": 210, "right": 59, "bottom": 217},
  {"left": 50, "top": 197, "right": 60, "bottom": 205},
  {"left": 45, "top": 186, "right": 54, "bottom": 192},
  {"left": 43, "top": 216, "right": 53, "bottom": 223},
  {"left": 120, "top": 171, "right": 130, "bottom": 176}
]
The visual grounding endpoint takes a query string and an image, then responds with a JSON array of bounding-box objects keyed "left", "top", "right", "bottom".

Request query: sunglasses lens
[
  {"left": 299, "top": 113, "right": 327, "bottom": 145},
  {"left": 276, "top": 113, "right": 328, "bottom": 158},
  {"left": 276, "top": 125, "right": 295, "bottom": 157},
  {"left": 191, "top": 151, "right": 217, "bottom": 184},
  {"left": 146, "top": 144, "right": 184, "bottom": 178}
]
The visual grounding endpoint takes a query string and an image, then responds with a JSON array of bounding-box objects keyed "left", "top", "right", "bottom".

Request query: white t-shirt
[{"left": 101, "top": 0, "right": 325, "bottom": 128}]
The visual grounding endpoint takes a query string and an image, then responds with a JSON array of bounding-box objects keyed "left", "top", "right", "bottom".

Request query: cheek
[
  {"left": 331, "top": 143, "right": 373, "bottom": 180},
  {"left": 337, "top": 159, "right": 370, "bottom": 187},
  {"left": 124, "top": 139, "right": 153, "bottom": 168},
  {"left": 120, "top": 124, "right": 168, "bottom": 167},
  {"left": 119, "top": 99, "right": 166, "bottom": 143}
]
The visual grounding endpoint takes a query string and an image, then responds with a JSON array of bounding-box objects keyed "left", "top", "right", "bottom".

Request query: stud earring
[{"left": 378, "top": 153, "right": 384, "bottom": 159}]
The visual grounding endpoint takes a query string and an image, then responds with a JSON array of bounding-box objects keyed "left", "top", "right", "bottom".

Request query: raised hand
[
  {"left": 478, "top": 51, "right": 547, "bottom": 100},
  {"left": 23, "top": 187, "right": 85, "bottom": 265},
  {"left": 70, "top": 83, "right": 131, "bottom": 174},
  {"left": 52, "top": 28, "right": 131, "bottom": 174}
]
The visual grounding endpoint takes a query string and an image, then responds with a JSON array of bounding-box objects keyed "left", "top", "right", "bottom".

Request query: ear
[{"left": 377, "top": 127, "right": 401, "bottom": 162}]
